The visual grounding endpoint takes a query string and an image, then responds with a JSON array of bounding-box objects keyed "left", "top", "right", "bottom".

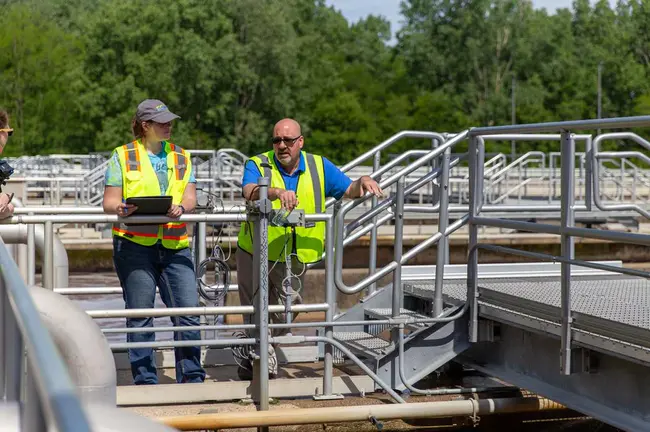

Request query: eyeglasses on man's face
[
  {"left": 272, "top": 136, "right": 301, "bottom": 146},
  {"left": 0, "top": 128, "right": 13, "bottom": 137}
]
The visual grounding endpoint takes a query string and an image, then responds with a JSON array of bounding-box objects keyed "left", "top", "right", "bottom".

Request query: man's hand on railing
[{"left": 345, "top": 175, "right": 384, "bottom": 199}]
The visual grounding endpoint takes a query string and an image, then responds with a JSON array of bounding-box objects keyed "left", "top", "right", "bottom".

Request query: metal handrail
[
  {"left": 593, "top": 132, "right": 650, "bottom": 219},
  {"left": 599, "top": 154, "right": 650, "bottom": 202},
  {"left": 486, "top": 151, "right": 546, "bottom": 182},
  {"left": 468, "top": 116, "right": 650, "bottom": 377},
  {"left": 339, "top": 131, "right": 446, "bottom": 173},
  {"left": 324, "top": 131, "right": 447, "bottom": 209},
  {"left": 482, "top": 154, "right": 508, "bottom": 177},
  {"left": 0, "top": 237, "right": 92, "bottom": 431},
  {"left": 344, "top": 156, "right": 464, "bottom": 235},
  {"left": 469, "top": 115, "right": 650, "bottom": 135},
  {"left": 599, "top": 159, "right": 639, "bottom": 202},
  {"left": 334, "top": 131, "right": 469, "bottom": 295},
  {"left": 485, "top": 151, "right": 546, "bottom": 204}
]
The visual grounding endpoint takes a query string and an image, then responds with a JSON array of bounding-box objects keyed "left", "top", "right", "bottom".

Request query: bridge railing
[
  {"left": 0, "top": 236, "right": 92, "bottom": 431},
  {"left": 467, "top": 115, "right": 650, "bottom": 376},
  {"left": 7, "top": 121, "right": 650, "bottom": 411},
  {"left": 1, "top": 131, "right": 472, "bottom": 407}
]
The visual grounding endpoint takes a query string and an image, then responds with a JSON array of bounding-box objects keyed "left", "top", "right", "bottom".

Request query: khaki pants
[{"left": 235, "top": 247, "right": 305, "bottom": 337}]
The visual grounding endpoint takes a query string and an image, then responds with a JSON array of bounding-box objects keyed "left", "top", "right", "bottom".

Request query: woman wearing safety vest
[{"left": 102, "top": 99, "right": 205, "bottom": 385}]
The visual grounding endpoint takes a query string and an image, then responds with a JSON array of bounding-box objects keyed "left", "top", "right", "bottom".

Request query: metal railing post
[
  {"left": 433, "top": 148, "right": 451, "bottom": 316},
  {"left": 467, "top": 136, "right": 480, "bottom": 343},
  {"left": 431, "top": 138, "right": 441, "bottom": 205},
  {"left": 27, "top": 215, "right": 36, "bottom": 286},
  {"left": 367, "top": 151, "right": 381, "bottom": 296},
  {"left": 43, "top": 221, "right": 54, "bottom": 290},
  {"left": 584, "top": 137, "right": 593, "bottom": 211},
  {"left": 253, "top": 177, "right": 270, "bottom": 428},
  {"left": 550, "top": 154, "right": 556, "bottom": 202},
  {"left": 392, "top": 178, "right": 405, "bottom": 321},
  {"left": 560, "top": 131, "right": 575, "bottom": 375},
  {"left": 2, "top": 281, "right": 23, "bottom": 401},
  {"left": 391, "top": 178, "right": 405, "bottom": 388},
  {"left": 322, "top": 216, "right": 335, "bottom": 397}
]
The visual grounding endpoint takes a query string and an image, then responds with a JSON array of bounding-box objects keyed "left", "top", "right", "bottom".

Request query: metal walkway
[{"left": 406, "top": 277, "right": 650, "bottom": 364}]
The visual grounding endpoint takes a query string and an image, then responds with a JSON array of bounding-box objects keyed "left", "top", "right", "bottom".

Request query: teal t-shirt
[{"left": 104, "top": 147, "right": 196, "bottom": 194}]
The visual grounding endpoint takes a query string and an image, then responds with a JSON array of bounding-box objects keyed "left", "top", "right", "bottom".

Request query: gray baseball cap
[{"left": 136, "top": 99, "right": 180, "bottom": 123}]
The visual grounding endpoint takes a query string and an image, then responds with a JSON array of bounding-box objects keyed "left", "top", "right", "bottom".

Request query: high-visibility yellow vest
[
  {"left": 112, "top": 140, "right": 191, "bottom": 249},
  {"left": 237, "top": 151, "right": 326, "bottom": 263}
]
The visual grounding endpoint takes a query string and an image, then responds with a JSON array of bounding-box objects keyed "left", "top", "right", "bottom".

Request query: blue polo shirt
[{"left": 242, "top": 153, "right": 352, "bottom": 200}]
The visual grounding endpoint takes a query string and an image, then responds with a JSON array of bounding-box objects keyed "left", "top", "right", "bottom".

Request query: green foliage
[
  {"left": 0, "top": 3, "right": 86, "bottom": 155},
  {"left": 1, "top": 0, "right": 650, "bottom": 161}
]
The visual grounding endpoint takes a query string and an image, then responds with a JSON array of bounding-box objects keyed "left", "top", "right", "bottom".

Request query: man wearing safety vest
[
  {"left": 103, "top": 99, "right": 206, "bottom": 385},
  {"left": 236, "top": 118, "right": 383, "bottom": 379}
]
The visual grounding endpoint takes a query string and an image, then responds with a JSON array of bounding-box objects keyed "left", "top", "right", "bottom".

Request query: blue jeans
[{"left": 113, "top": 237, "right": 206, "bottom": 385}]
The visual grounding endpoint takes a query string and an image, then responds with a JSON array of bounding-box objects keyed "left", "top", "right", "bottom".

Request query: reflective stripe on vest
[
  {"left": 124, "top": 141, "right": 140, "bottom": 172},
  {"left": 169, "top": 143, "right": 187, "bottom": 180},
  {"left": 112, "top": 140, "right": 190, "bottom": 249},
  {"left": 237, "top": 151, "right": 326, "bottom": 263}
]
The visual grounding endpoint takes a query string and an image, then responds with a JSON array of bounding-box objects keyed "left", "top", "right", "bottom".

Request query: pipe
[
  {"left": 109, "top": 337, "right": 256, "bottom": 351},
  {"left": 0, "top": 224, "right": 68, "bottom": 288},
  {"left": 29, "top": 286, "right": 116, "bottom": 406},
  {"left": 7, "top": 213, "right": 248, "bottom": 224},
  {"left": 87, "top": 302, "right": 329, "bottom": 319},
  {"left": 8, "top": 198, "right": 28, "bottom": 282},
  {"left": 13, "top": 206, "right": 105, "bottom": 214},
  {"left": 55, "top": 284, "right": 239, "bottom": 295},
  {"left": 101, "top": 312, "right": 480, "bottom": 334},
  {"left": 159, "top": 397, "right": 566, "bottom": 430}
]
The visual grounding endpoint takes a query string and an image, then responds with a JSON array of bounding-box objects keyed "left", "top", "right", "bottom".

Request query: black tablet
[{"left": 125, "top": 196, "right": 172, "bottom": 215}]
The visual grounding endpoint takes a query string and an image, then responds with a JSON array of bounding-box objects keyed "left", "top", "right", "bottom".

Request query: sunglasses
[
  {"left": 272, "top": 135, "right": 301, "bottom": 145},
  {"left": 0, "top": 128, "right": 13, "bottom": 137}
]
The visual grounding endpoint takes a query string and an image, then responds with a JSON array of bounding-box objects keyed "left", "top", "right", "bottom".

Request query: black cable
[
  {"left": 193, "top": 190, "right": 233, "bottom": 303},
  {"left": 196, "top": 254, "right": 230, "bottom": 303}
]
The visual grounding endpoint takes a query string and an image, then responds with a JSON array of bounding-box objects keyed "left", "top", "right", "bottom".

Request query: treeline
[{"left": 1, "top": 0, "right": 649, "bottom": 162}]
